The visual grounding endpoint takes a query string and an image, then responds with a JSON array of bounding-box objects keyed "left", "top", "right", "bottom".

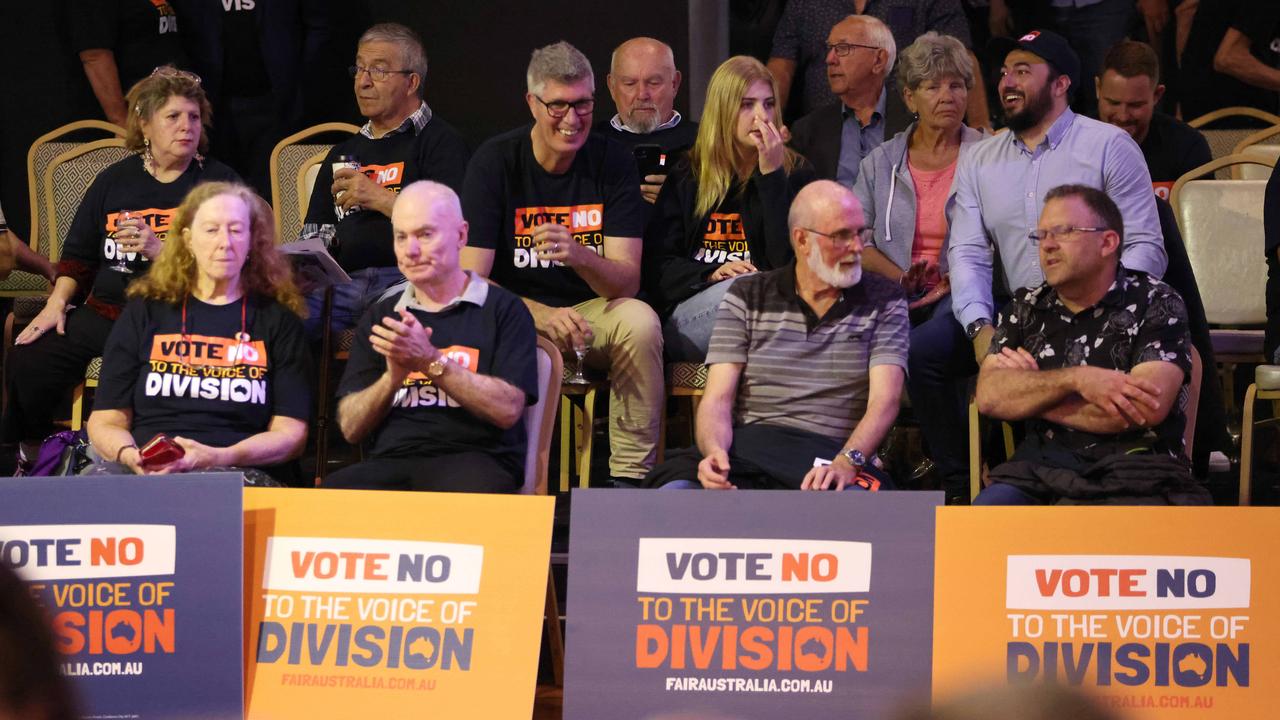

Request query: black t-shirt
[
  {"left": 69, "top": 0, "right": 190, "bottom": 94},
  {"left": 301, "top": 117, "right": 469, "bottom": 272},
  {"left": 336, "top": 279, "right": 539, "bottom": 478},
  {"left": 1141, "top": 112, "right": 1213, "bottom": 184},
  {"left": 60, "top": 155, "right": 240, "bottom": 311},
  {"left": 95, "top": 296, "right": 312, "bottom": 452},
  {"left": 461, "top": 126, "right": 646, "bottom": 307},
  {"left": 1179, "top": 0, "right": 1280, "bottom": 120},
  {"left": 219, "top": 1, "right": 269, "bottom": 96}
]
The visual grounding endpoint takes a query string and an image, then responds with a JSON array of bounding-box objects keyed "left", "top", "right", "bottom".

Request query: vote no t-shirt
[
  {"left": 95, "top": 296, "right": 312, "bottom": 450},
  {"left": 60, "top": 155, "right": 240, "bottom": 311},
  {"left": 336, "top": 282, "right": 539, "bottom": 478},
  {"left": 461, "top": 126, "right": 646, "bottom": 307},
  {"left": 694, "top": 196, "right": 749, "bottom": 266}
]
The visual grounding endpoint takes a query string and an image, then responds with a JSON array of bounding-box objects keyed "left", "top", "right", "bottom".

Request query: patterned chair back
[
  {"left": 46, "top": 139, "right": 132, "bottom": 264},
  {"left": 269, "top": 122, "right": 360, "bottom": 244}
]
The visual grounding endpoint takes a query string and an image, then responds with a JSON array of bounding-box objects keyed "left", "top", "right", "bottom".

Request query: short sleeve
[
  {"left": 488, "top": 293, "right": 539, "bottom": 406},
  {"left": 336, "top": 302, "right": 387, "bottom": 397},
  {"left": 868, "top": 287, "right": 909, "bottom": 370},
  {"left": 602, "top": 142, "right": 646, "bottom": 239},
  {"left": 266, "top": 308, "right": 313, "bottom": 422},
  {"left": 1133, "top": 283, "right": 1192, "bottom": 377},
  {"left": 705, "top": 283, "right": 751, "bottom": 365},
  {"left": 94, "top": 299, "right": 148, "bottom": 411},
  {"left": 989, "top": 293, "right": 1029, "bottom": 356},
  {"left": 460, "top": 141, "right": 506, "bottom": 251},
  {"left": 1232, "top": 2, "right": 1280, "bottom": 52},
  {"left": 769, "top": 0, "right": 803, "bottom": 60},
  {"left": 68, "top": 0, "right": 118, "bottom": 53}
]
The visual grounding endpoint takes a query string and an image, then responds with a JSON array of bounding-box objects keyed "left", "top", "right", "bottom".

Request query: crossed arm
[{"left": 976, "top": 346, "right": 1184, "bottom": 433}]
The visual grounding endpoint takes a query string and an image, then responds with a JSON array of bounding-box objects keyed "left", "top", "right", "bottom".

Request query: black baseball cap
[{"left": 988, "top": 29, "right": 1081, "bottom": 91}]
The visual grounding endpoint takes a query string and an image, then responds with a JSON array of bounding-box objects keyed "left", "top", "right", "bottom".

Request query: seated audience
[
  {"left": 301, "top": 22, "right": 469, "bottom": 337},
  {"left": 644, "top": 181, "right": 907, "bottom": 491},
  {"left": 851, "top": 31, "right": 984, "bottom": 498},
  {"left": 0, "top": 201, "right": 56, "bottom": 283},
  {"left": 461, "top": 41, "right": 660, "bottom": 487},
  {"left": 0, "top": 561, "right": 78, "bottom": 720},
  {"left": 974, "top": 185, "right": 1209, "bottom": 505},
  {"left": 323, "top": 182, "right": 538, "bottom": 493},
  {"left": 1095, "top": 40, "right": 1210, "bottom": 186},
  {"left": 1177, "top": 1, "right": 1280, "bottom": 122},
  {"left": 645, "top": 55, "right": 815, "bottom": 361},
  {"left": 5, "top": 67, "right": 238, "bottom": 472},
  {"left": 86, "top": 182, "right": 311, "bottom": 482},
  {"left": 789, "top": 14, "right": 910, "bottom": 184},
  {"left": 596, "top": 37, "right": 699, "bottom": 204}
]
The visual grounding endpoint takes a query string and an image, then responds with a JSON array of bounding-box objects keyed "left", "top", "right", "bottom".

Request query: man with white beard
[{"left": 642, "top": 181, "right": 908, "bottom": 491}]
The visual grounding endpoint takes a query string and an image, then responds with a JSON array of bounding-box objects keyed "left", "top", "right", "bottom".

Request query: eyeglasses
[
  {"left": 825, "top": 42, "right": 880, "bottom": 57},
  {"left": 1027, "top": 225, "right": 1107, "bottom": 243},
  {"left": 150, "top": 66, "right": 202, "bottom": 85},
  {"left": 533, "top": 95, "right": 595, "bottom": 119},
  {"left": 803, "top": 226, "right": 873, "bottom": 246},
  {"left": 349, "top": 65, "right": 414, "bottom": 82}
]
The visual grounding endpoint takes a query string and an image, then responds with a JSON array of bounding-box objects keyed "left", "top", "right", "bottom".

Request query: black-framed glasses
[
  {"left": 150, "top": 66, "right": 201, "bottom": 85},
  {"left": 825, "top": 42, "right": 879, "bottom": 57},
  {"left": 803, "top": 226, "right": 873, "bottom": 246},
  {"left": 1028, "top": 226, "right": 1107, "bottom": 243},
  {"left": 349, "top": 65, "right": 414, "bottom": 82},
  {"left": 533, "top": 95, "right": 595, "bottom": 119}
]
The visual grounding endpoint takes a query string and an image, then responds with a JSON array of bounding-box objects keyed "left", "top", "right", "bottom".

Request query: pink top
[{"left": 907, "top": 157, "right": 958, "bottom": 290}]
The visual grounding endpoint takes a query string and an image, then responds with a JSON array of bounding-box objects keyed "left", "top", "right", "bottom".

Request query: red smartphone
[{"left": 139, "top": 434, "right": 184, "bottom": 469}]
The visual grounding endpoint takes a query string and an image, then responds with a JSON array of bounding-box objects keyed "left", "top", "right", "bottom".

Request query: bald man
[
  {"left": 643, "top": 181, "right": 908, "bottom": 491},
  {"left": 596, "top": 37, "right": 699, "bottom": 203},
  {"left": 324, "top": 180, "right": 539, "bottom": 493}
]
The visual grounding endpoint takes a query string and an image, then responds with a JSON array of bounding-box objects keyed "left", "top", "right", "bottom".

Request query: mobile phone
[
  {"left": 633, "top": 144, "right": 666, "bottom": 177},
  {"left": 139, "top": 433, "right": 185, "bottom": 468}
]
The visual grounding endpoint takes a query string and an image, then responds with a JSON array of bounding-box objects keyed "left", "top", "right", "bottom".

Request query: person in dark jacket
[{"left": 644, "top": 55, "right": 815, "bottom": 361}]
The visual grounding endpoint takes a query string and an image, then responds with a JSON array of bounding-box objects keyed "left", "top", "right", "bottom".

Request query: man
[
  {"left": 461, "top": 41, "right": 661, "bottom": 486},
  {"left": 301, "top": 22, "right": 470, "bottom": 337},
  {"left": 789, "top": 15, "right": 912, "bottom": 185},
  {"left": 323, "top": 181, "right": 539, "bottom": 493},
  {"left": 974, "top": 185, "right": 1209, "bottom": 505},
  {"left": 1177, "top": 1, "right": 1280, "bottom": 121},
  {"left": 768, "top": 0, "right": 990, "bottom": 128},
  {"left": 644, "top": 181, "right": 908, "bottom": 491},
  {"left": 1096, "top": 40, "right": 1210, "bottom": 187},
  {"left": 926, "top": 29, "right": 1166, "bottom": 501},
  {"left": 596, "top": 37, "right": 699, "bottom": 204}
]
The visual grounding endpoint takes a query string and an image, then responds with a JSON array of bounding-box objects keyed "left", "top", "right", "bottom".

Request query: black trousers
[
  {"left": 321, "top": 451, "right": 522, "bottom": 494},
  {"left": 3, "top": 307, "right": 113, "bottom": 444}
]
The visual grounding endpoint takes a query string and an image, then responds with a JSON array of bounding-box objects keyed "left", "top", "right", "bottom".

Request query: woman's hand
[
  {"left": 751, "top": 116, "right": 786, "bottom": 175},
  {"left": 143, "top": 436, "right": 224, "bottom": 474},
  {"left": 908, "top": 273, "right": 951, "bottom": 311},
  {"left": 115, "top": 215, "right": 163, "bottom": 260},
  {"left": 16, "top": 297, "right": 69, "bottom": 344},
  {"left": 708, "top": 260, "right": 757, "bottom": 282}
]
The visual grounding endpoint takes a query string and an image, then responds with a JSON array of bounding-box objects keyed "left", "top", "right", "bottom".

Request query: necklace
[{"left": 178, "top": 296, "right": 250, "bottom": 369}]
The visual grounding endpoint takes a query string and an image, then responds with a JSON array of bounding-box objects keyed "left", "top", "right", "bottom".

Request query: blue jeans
[
  {"left": 304, "top": 266, "right": 405, "bottom": 340},
  {"left": 1053, "top": 0, "right": 1133, "bottom": 117},
  {"left": 662, "top": 277, "right": 738, "bottom": 362},
  {"left": 906, "top": 295, "right": 974, "bottom": 494},
  {"left": 973, "top": 482, "right": 1040, "bottom": 505}
]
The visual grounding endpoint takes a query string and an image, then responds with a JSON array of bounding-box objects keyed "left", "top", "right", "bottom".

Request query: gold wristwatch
[{"left": 427, "top": 354, "right": 451, "bottom": 379}]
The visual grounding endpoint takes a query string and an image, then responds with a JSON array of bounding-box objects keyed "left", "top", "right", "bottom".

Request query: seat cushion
[
  {"left": 666, "top": 362, "right": 707, "bottom": 390},
  {"left": 1257, "top": 365, "right": 1280, "bottom": 391},
  {"left": 1210, "top": 329, "right": 1264, "bottom": 357}
]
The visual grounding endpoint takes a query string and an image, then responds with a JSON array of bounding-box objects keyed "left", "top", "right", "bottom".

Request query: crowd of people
[{"left": 1, "top": 1, "right": 1276, "bottom": 508}]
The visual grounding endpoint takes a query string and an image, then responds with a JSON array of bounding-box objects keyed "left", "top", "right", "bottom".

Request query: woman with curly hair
[{"left": 86, "top": 182, "right": 311, "bottom": 482}]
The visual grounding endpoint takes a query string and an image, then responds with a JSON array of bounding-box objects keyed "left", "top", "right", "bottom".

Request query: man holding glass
[{"left": 461, "top": 41, "right": 660, "bottom": 487}]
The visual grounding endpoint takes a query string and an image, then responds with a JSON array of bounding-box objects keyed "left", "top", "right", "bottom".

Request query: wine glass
[
  {"left": 110, "top": 211, "right": 135, "bottom": 273},
  {"left": 567, "top": 340, "right": 589, "bottom": 384}
]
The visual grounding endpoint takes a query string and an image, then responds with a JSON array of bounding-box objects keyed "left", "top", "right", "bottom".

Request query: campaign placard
[
  {"left": 564, "top": 489, "right": 941, "bottom": 720},
  {"left": 0, "top": 474, "right": 244, "bottom": 719},
  {"left": 934, "top": 507, "right": 1280, "bottom": 718},
  {"left": 243, "top": 488, "right": 554, "bottom": 719}
]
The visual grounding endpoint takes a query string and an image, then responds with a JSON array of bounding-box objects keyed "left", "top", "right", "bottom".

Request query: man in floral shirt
[{"left": 972, "top": 184, "right": 1209, "bottom": 505}]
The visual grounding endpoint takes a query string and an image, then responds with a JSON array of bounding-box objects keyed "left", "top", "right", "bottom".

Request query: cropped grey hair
[
  {"left": 359, "top": 23, "right": 429, "bottom": 98},
  {"left": 527, "top": 41, "right": 594, "bottom": 95},
  {"left": 896, "top": 32, "right": 974, "bottom": 91}
]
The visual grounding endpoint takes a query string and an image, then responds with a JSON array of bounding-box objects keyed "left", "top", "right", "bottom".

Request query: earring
[{"left": 143, "top": 137, "right": 155, "bottom": 174}]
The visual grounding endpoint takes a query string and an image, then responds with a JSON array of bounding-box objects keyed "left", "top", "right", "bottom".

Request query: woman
[
  {"left": 5, "top": 66, "right": 238, "bottom": 468},
  {"left": 86, "top": 182, "right": 310, "bottom": 481},
  {"left": 645, "top": 55, "right": 815, "bottom": 361},
  {"left": 851, "top": 32, "right": 984, "bottom": 500}
]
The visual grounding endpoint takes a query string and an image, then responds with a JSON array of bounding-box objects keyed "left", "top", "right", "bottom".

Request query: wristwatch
[
  {"left": 426, "top": 354, "right": 451, "bottom": 379},
  {"left": 964, "top": 318, "right": 991, "bottom": 340},
  {"left": 841, "top": 448, "right": 866, "bottom": 470}
]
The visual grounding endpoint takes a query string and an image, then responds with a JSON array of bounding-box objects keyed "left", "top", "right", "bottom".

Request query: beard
[
  {"left": 806, "top": 241, "right": 862, "bottom": 289},
  {"left": 623, "top": 105, "right": 660, "bottom": 133},
  {"left": 1004, "top": 84, "right": 1054, "bottom": 133}
]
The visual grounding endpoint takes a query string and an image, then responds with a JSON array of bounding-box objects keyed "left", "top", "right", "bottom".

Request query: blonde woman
[
  {"left": 644, "top": 55, "right": 815, "bottom": 361},
  {"left": 87, "top": 182, "right": 310, "bottom": 482}
]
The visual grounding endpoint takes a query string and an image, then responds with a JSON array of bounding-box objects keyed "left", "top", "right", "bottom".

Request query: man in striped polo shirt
[{"left": 643, "top": 180, "right": 909, "bottom": 490}]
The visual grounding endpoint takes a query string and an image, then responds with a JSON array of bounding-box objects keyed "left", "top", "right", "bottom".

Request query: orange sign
[
  {"left": 243, "top": 488, "right": 554, "bottom": 719},
  {"left": 934, "top": 508, "right": 1280, "bottom": 719}
]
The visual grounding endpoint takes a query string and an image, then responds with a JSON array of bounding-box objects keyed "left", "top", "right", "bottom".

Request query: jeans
[
  {"left": 662, "top": 277, "right": 738, "bottom": 362},
  {"left": 304, "top": 266, "right": 405, "bottom": 340},
  {"left": 1053, "top": 0, "right": 1134, "bottom": 117},
  {"left": 972, "top": 482, "right": 1040, "bottom": 505},
  {"left": 906, "top": 295, "right": 974, "bottom": 494}
]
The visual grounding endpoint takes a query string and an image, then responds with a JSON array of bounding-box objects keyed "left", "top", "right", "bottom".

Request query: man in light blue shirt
[{"left": 949, "top": 29, "right": 1165, "bottom": 350}]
